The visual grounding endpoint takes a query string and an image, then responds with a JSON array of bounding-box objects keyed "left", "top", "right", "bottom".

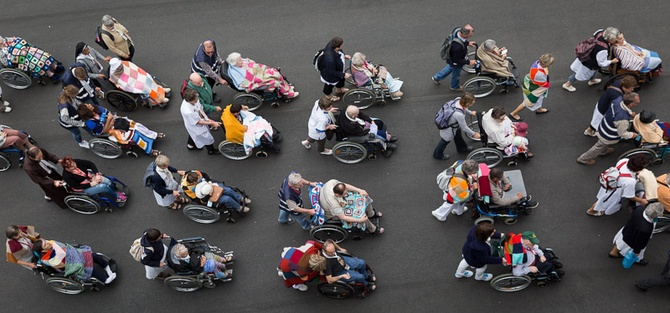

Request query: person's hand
[
  {"left": 326, "top": 124, "right": 338, "bottom": 130},
  {"left": 218, "top": 77, "right": 228, "bottom": 85},
  {"left": 162, "top": 233, "right": 169, "bottom": 239},
  {"left": 640, "top": 198, "right": 649, "bottom": 206},
  {"left": 468, "top": 41, "right": 476, "bottom": 46},
  {"left": 358, "top": 189, "right": 368, "bottom": 197},
  {"left": 501, "top": 258, "right": 508, "bottom": 266},
  {"left": 360, "top": 215, "right": 369, "bottom": 222},
  {"left": 243, "top": 125, "right": 248, "bottom": 131},
  {"left": 539, "top": 256, "right": 546, "bottom": 263},
  {"left": 242, "top": 105, "right": 250, "bottom": 111},
  {"left": 344, "top": 54, "right": 351, "bottom": 60},
  {"left": 517, "top": 192, "right": 524, "bottom": 199},
  {"left": 341, "top": 273, "right": 351, "bottom": 279},
  {"left": 310, "top": 209, "right": 317, "bottom": 216},
  {"left": 529, "top": 266, "right": 538, "bottom": 273},
  {"left": 611, "top": 58, "right": 619, "bottom": 64},
  {"left": 469, "top": 60, "right": 477, "bottom": 66},
  {"left": 473, "top": 132, "right": 481, "bottom": 139},
  {"left": 344, "top": 73, "right": 351, "bottom": 79},
  {"left": 200, "top": 255, "right": 206, "bottom": 267},
  {"left": 159, "top": 261, "right": 165, "bottom": 267},
  {"left": 103, "top": 56, "right": 112, "bottom": 62},
  {"left": 54, "top": 180, "right": 64, "bottom": 187},
  {"left": 471, "top": 111, "right": 477, "bottom": 116},
  {"left": 309, "top": 181, "right": 317, "bottom": 187},
  {"left": 98, "top": 74, "right": 105, "bottom": 79},
  {"left": 177, "top": 170, "right": 186, "bottom": 176},
  {"left": 329, "top": 107, "right": 339, "bottom": 113},
  {"left": 172, "top": 190, "right": 180, "bottom": 197},
  {"left": 28, "top": 263, "right": 37, "bottom": 269},
  {"left": 95, "top": 87, "right": 101, "bottom": 91},
  {"left": 215, "top": 106, "right": 222, "bottom": 112}
]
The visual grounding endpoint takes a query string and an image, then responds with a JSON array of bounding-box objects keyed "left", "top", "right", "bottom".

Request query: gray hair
[
  {"left": 155, "top": 155, "right": 170, "bottom": 168},
  {"left": 102, "top": 15, "right": 115, "bottom": 27},
  {"left": 461, "top": 159, "right": 479, "bottom": 175},
  {"left": 644, "top": 202, "right": 664, "bottom": 220},
  {"left": 226, "top": 52, "right": 241, "bottom": 66},
  {"left": 602, "top": 27, "right": 621, "bottom": 43},
  {"left": 288, "top": 173, "right": 303, "bottom": 186},
  {"left": 482, "top": 39, "right": 497, "bottom": 52},
  {"left": 623, "top": 92, "right": 639, "bottom": 105},
  {"left": 351, "top": 52, "right": 366, "bottom": 66},
  {"left": 173, "top": 243, "right": 188, "bottom": 258},
  {"left": 665, "top": 173, "right": 670, "bottom": 186}
]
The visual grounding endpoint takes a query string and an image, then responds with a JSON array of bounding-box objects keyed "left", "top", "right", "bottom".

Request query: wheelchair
[
  {"left": 218, "top": 125, "right": 282, "bottom": 160},
  {"left": 464, "top": 112, "right": 530, "bottom": 168},
  {"left": 462, "top": 46, "right": 519, "bottom": 98},
  {"left": 602, "top": 58, "right": 662, "bottom": 92},
  {"left": 467, "top": 169, "right": 533, "bottom": 226},
  {"left": 310, "top": 216, "right": 382, "bottom": 243},
  {"left": 490, "top": 247, "right": 563, "bottom": 292},
  {"left": 33, "top": 252, "right": 117, "bottom": 295},
  {"left": 0, "top": 124, "right": 36, "bottom": 171},
  {"left": 0, "top": 60, "right": 64, "bottom": 90},
  {"left": 343, "top": 61, "right": 400, "bottom": 109},
  {"left": 617, "top": 138, "right": 669, "bottom": 167},
  {"left": 164, "top": 237, "right": 234, "bottom": 292},
  {"left": 315, "top": 251, "right": 376, "bottom": 299},
  {"left": 218, "top": 61, "right": 293, "bottom": 111},
  {"left": 182, "top": 184, "right": 250, "bottom": 224},
  {"left": 88, "top": 134, "right": 143, "bottom": 159},
  {"left": 331, "top": 119, "right": 393, "bottom": 164},
  {"left": 62, "top": 176, "right": 129, "bottom": 214},
  {"left": 105, "top": 75, "right": 172, "bottom": 112}
]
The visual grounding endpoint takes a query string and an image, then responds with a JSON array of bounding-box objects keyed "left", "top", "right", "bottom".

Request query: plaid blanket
[
  {"left": 109, "top": 61, "right": 165, "bottom": 104},
  {"left": 6, "top": 37, "right": 55, "bottom": 78},
  {"left": 64, "top": 244, "right": 94, "bottom": 281},
  {"left": 230, "top": 59, "right": 296, "bottom": 97}
]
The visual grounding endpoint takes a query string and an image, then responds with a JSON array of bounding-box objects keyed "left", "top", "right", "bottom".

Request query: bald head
[
  {"left": 345, "top": 105, "right": 359, "bottom": 119},
  {"left": 189, "top": 72, "right": 203, "bottom": 86}
]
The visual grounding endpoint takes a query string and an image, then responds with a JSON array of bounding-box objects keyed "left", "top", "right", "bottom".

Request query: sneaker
[
  {"left": 301, "top": 140, "right": 312, "bottom": 149},
  {"left": 431, "top": 76, "right": 440, "bottom": 85},
  {"left": 3, "top": 100, "right": 10, "bottom": 107},
  {"left": 588, "top": 78, "right": 602, "bottom": 86},
  {"left": 292, "top": 284, "right": 308, "bottom": 292},
  {"left": 562, "top": 82, "right": 576, "bottom": 92},
  {"left": 162, "top": 97, "right": 170, "bottom": 104},
  {"left": 475, "top": 273, "right": 493, "bottom": 281},
  {"left": 104, "top": 272, "right": 117, "bottom": 284},
  {"left": 78, "top": 140, "right": 90, "bottom": 149},
  {"left": 44, "top": 195, "right": 52, "bottom": 201},
  {"left": 455, "top": 270, "right": 473, "bottom": 278},
  {"left": 277, "top": 267, "right": 283, "bottom": 277},
  {"left": 164, "top": 87, "right": 172, "bottom": 94},
  {"left": 243, "top": 198, "right": 252, "bottom": 205},
  {"left": 523, "top": 200, "right": 539, "bottom": 209},
  {"left": 450, "top": 86, "right": 463, "bottom": 92},
  {"left": 583, "top": 127, "right": 597, "bottom": 137},
  {"left": 280, "top": 218, "right": 296, "bottom": 225},
  {"left": 1, "top": 106, "right": 11, "bottom": 113},
  {"left": 431, "top": 210, "right": 446, "bottom": 222},
  {"left": 438, "top": 154, "right": 450, "bottom": 160},
  {"left": 576, "top": 159, "right": 596, "bottom": 166},
  {"left": 240, "top": 206, "right": 251, "bottom": 213},
  {"left": 320, "top": 149, "right": 333, "bottom": 155},
  {"left": 116, "top": 192, "right": 127, "bottom": 202}
]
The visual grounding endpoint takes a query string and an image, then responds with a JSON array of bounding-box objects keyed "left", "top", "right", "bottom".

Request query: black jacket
[
  {"left": 337, "top": 110, "right": 373, "bottom": 138},
  {"left": 320, "top": 43, "right": 345, "bottom": 83},
  {"left": 622, "top": 208, "right": 654, "bottom": 254},
  {"left": 448, "top": 37, "right": 470, "bottom": 67},
  {"left": 140, "top": 230, "right": 166, "bottom": 268}
]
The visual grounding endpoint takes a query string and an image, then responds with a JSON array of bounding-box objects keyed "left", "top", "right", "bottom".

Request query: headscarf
[{"left": 74, "top": 42, "right": 86, "bottom": 59}]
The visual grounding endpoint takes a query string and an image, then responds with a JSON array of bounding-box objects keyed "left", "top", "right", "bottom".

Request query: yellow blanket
[{"left": 221, "top": 105, "right": 245, "bottom": 143}]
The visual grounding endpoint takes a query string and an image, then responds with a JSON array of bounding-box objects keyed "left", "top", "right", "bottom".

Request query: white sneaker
[
  {"left": 432, "top": 210, "right": 446, "bottom": 222},
  {"left": 243, "top": 198, "right": 252, "bottom": 205},
  {"left": 104, "top": 272, "right": 117, "bottom": 284},
  {"left": 277, "top": 268, "right": 283, "bottom": 277},
  {"left": 562, "top": 82, "right": 576, "bottom": 92},
  {"left": 475, "top": 273, "right": 493, "bottom": 281},
  {"left": 162, "top": 97, "right": 170, "bottom": 104},
  {"left": 292, "top": 284, "right": 308, "bottom": 292},
  {"left": 320, "top": 149, "right": 333, "bottom": 155},
  {"left": 1, "top": 105, "right": 11, "bottom": 113},
  {"left": 301, "top": 140, "right": 311, "bottom": 149},
  {"left": 455, "top": 270, "right": 473, "bottom": 278},
  {"left": 44, "top": 195, "right": 52, "bottom": 201},
  {"left": 240, "top": 206, "right": 251, "bottom": 213},
  {"left": 588, "top": 78, "right": 602, "bottom": 86},
  {"left": 3, "top": 100, "right": 10, "bottom": 107},
  {"left": 78, "top": 140, "right": 90, "bottom": 149},
  {"left": 164, "top": 87, "right": 172, "bottom": 93}
]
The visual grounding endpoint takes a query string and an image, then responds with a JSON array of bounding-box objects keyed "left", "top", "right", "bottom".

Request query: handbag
[
  {"left": 209, "top": 184, "right": 224, "bottom": 203},
  {"left": 622, "top": 250, "right": 638, "bottom": 269}
]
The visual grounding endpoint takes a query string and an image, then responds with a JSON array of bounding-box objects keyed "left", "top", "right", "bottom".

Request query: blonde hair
[
  {"left": 538, "top": 53, "right": 555, "bottom": 67},
  {"left": 308, "top": 254, "right": 326, "bottom": 272}
]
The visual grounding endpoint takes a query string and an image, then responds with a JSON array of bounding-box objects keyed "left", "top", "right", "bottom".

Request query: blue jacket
[{"left": 461, "top": 225, "right": 503, "bottom": 268}]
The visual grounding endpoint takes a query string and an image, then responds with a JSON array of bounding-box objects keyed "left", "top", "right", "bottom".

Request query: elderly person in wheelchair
[
  {"left": 77, "top": 103, "right": 164, "bottom": 156},
  {"left": 477, "top": 39, "right": 514, "bottom": 79},
  {"left": 180, "top": 169, "right": 251, "bottom": 214},
  {"left": 312, "top": 239, "right": 376, "bottom": 292},
  {"left": 167, "top": 238, "right": 233, "bottom": 281},
  {"left": 0, "top": 36, "right": 64, "bottom": 82},
  {"left": 611, "top": 32, "right": 662, "bottom": 74},
  {"left": 350, "top": 52, "right": 403, "bottom": 100},
  {"left": 225, "top": 52, "right": 298, "bottom": 99},
  {"left": 337, "top": 105, "right": 398, "bottom": 157},
  {"left": 59, "top": 156, "right": 126, "bottom": 203},
  {"left": 108, "top": 58, "right": 171, "bottom": 106},
  {"left": 317, "top": 179, "right": 384, "bottom": 235},
  {"left": 221, "top": 103, "right": 280, "bottom": 156},
  {"left": 32, "top": 238, "right": 117, "bottom": 285},
  {"left": 481, "top": 107, "right": 533, "bottom": 158},
  {"left": 503, "top": 231, "right": 564, "bottom": 280}
]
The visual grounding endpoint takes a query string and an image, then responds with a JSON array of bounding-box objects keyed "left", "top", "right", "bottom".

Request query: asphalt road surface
[{"left": 1, "top": 1, "right": 670, "bottom": 312}]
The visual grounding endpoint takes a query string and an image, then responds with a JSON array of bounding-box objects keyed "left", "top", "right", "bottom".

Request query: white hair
[
  {"left": 644, "top": 202, "right": 664, "bottom": 220},
  {"left": 102, "top": 15, "right": 115, "bottom": 27},
  {"left": 288, "top": 173, "right": 303, "bottom": 186},
  {"left": 482, "top": 39, "right": 497, "bottom": 52},
  {"left": 173, "top": 244, "right": 188, "bottom": 258},
  {"left": 226, "top": 52, "right": 241, "bottom": 65},
  {"left": 351, "top": 52, "right": 366, "bottom": 66}
]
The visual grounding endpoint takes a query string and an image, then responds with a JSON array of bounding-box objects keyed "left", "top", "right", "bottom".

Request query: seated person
[
  {"left": 314, "top": 239, "right": 375, "bottom": 290},
  {"left": 350, "top": 52, "right": 403, "bottom": 99},
  {"left": 221, "top": 103, "right": 279, "bottom": 154},
  {"left": 319, "top": 179, "right": 384, "bottom": 234},
  {"left": 337, "top": 105, "right": 398, "bottom": 154},
  {"left": 180, "top": 170, "right": 251, "bottom": 214},
  {"left": 32, "top": 239, "right": 116, "bottom": 284},
  {"left": 108, "top": 58, "right": 170, "bottom": 105},
  {"left": 488, "top": 168, "right": 538, "bottom": 209},
  {"left": 278, "top": 240, "right": 324, "bottom": 292},
  {"left": 77, "top": 103, "right": 164, "bottom": 156},
  {"left": 504, "top": 231, "right": 564, "bottom": 279},
  {"left": 0, "top": 36, "right": 64, "bottom": 81},
  {"left": 633, "top": 110, "right": 668, "bottom": 145},
  {"left": 62, "top": 63, "right": 103, "bottom": 105},
  {"left": 5, "top": 225, "right": 40, "bottom": 270},
  {"left": 612, "top": 33, "right": 662, "bottom": 73},
  {"left": 167, "top": 240, "right": 233, "bottom": 280},
  {"left": 656, "top": 172, "right": 670, "bottom": 212},
  {"left": 0, "top": 126, "right": 33, "bottom": 150},
  {"left": 482, "top": 107, "right": 533, "bottom": 157},
  {"left": 477, "top": 39, "right": 514, "bottom": 78},
  {"left": 59, "top": 156, "right": 126, "bottom": 203},
  {"left": 225, "top": 52, "right": 298, "bottom": 99}
]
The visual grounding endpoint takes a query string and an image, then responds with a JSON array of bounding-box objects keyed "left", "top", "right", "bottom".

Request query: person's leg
[
  {"left": 205, "top": 144, "right": 218, "bottom": 155},
  {"left": 278, "top": 210, "right": 290, "bottom": 223},
  {"left": 455, "top": 258, "right": 473, "bottom": 277},
  {"left": 453, "top": 129, "right": 470, "bottom": 153},
  {"left": 433, "top": 138, "right": 450, "bottom": 159},
  {"left": 509, "top": 103, "right": 526, "bottom": 120},
  {"left": 450, "top": 66, "right": 463, "bottom": 89},
  {"left": 1, "top": 129, "right": 30, "bottom": 149},
  {"left": 323, "top": 83, "right": 334, "bottom": 96},
  {"left": 432, "top": 201, "right": 453, "bottom": 221},
  {"left": 636, "top": 275, "right": 670, "bottom": 290},
  {"left": 127, "top": 45, "right": 135, "bottom": 62},
  {"left": 315, "top": 139, "right": 326, "bottom": 152},
  {"left": 474, "top": 265, "right": 489, "bottom": 280},
  {"left": 564, "top": 73, "right": 577, "bottom": 88},
  {"left": 90, "top": 253, "right": 111, "bottom": 283},
  {"left": 335, "top": 78, "right": 346, "bottom": 94},
  {"left": 433, "top": 64, "right": 453, "bottom": 82},
  {"left": 577, "top": 140, "right": 610, "bottom": 164},
  {"left": 292, "top": 213, "right": 312, "bottom": 230},
  {"left": 342, "top": 255, "right": 367, "bottom": 273},
  {"left": 65, "top": 127, "right": 84, "bottom": 144},
  {"left": 451, "top": 202, "right": 468, "bottom": 216},
  {"left": 84, "top": 182, "right": 117, "bottom": 200}
]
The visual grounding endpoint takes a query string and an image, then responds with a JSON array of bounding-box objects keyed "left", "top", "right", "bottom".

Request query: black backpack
[
  {"left": 439, "top": 27, "right": 465, "bottom": 61},
  {"left": 95, "top": 26, "right": 114, "bottom": 50},
  {"left": 312, "top": 49, "right": 325, "bottom": 72}
]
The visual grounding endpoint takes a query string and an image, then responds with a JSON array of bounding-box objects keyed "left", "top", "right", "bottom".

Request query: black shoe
[
  {"left": 522, "top": 200, "right": 539, "bottom": 209},
  {"left": 635, "top": 283, "right": 648, "bottom": 292},
  {"left": 389, "top": 136, "right": 398, "bottom": 142},
  {"left": 636, "top": 259, "right": 649, "bottom": 265},
  {"left": 208, "top": 150, "right": 221, "bottom": 155},
  {"left": 382, "top": 150, "right": 393, "bottom": 158},
  {"left": 386, "top": 143, "right": 397, "bottom": 150},
  {"left": 458, "top": 146, "right": 474, "bottom": 153},
  {"left": 554, "top": 269, "right": 565, "bottom": 277},
  {"left": 552, "top": 261, "right": 563, "bottom": 269}
]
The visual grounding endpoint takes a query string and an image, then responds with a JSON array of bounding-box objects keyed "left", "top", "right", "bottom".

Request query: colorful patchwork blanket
[
  {"left": 341, "top": 192, "right": 371, "bottom": 231},
  {"left": 109, "top": 61, "right": 165, "bottom": 104},
  {"left": 229, "top": 59, "right": 296, "bottom": 97},
  {"left": 503, "top": 233, "right": 526, "bottom": 266},
  {"left": 279, "top": 240, "right": 322, "bottom": 288},
  {"left": 6, "top": 37, "right": 55, "bottom": 78},
  {"left": 309, "top": 183, "right": 326, "bottom": 226},
  {"left": 64, "top": 244, "right": 94, "bottom": 281}
]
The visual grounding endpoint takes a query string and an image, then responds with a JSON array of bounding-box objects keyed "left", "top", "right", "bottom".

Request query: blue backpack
[{"left": 435, "top": 98, "right": 463, "bottom": 129}]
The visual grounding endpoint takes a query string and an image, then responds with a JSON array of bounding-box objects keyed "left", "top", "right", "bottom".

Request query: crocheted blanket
[
  {"left": 64, "top": 244, "right": 94, "bottom": 281},
  {"left": 341, "top": 192, "right": 371, "bottom": 231},
  {"left": 7, "top": 37, "right": 55, "bottom": 78},
  {"left": 308, "top": 183, "right": 326, "bottom": 226}
]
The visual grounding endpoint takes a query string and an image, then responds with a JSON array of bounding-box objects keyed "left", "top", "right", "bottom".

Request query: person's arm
[
  {"left": 490, "top": 181, "right": 520, "bottom": 206},
  {"left": 455, "top": 112, "right": 476, "bottom": 137},
  {"left": 101, "top": 32, "right": 127, "bottom": 59},
  {"left": 286, "top": 199, "right": 315, "bottom": 215},
  {"left": 596, "top": 50, "right": 617, "bottom": 67},
  {"left": 336, "top": 212, "right": 369, "bottom": 223},
  {"left": 614, "top": 120, "right": 637, "bottom": 140},
  {"left": 632, "top": 230, "right": 653, "bottom": 255},
  {"left": 58, "top": 106, "right": 85, "bottom": 127},
  {"left": 198, "top": 61, "right": 224, "bottom": 84},
  {"left": 101, "top": 115, "right": 115, "bottom": 134},
  {"left": 326, "top": 272, "right": 350, "bottom": 284}
]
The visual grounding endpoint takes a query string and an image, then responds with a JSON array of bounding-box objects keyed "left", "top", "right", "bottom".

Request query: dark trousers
[
  {"left": 120, "top": 45, "right": 135, "bottom": 62},
  {"left": 90, "top": 253, "right": 110, "bottom": 282},
  {"left": 323, "top": 78, "right": 345, "bottom": 95},
  {"left": 637, "top": 254, "right": 670, "bottom": 289},
  {"left": 433, "top": 128, "right": 468, "bottom": 159},
  {"left": 187, "top": 136, "right": 215, "bottom": 153}
]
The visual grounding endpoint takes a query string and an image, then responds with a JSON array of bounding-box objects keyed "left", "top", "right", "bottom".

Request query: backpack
[
  {"left": 95, "top": 26, "right": 114, "bottom": 50},
  {"left": 129, "top": 237, "right": 153, "bottom": 262},
  {"left": 439, "top": 27, "right": 465, "bottom": 61},
  {"left": 599, "top": 160, "right": 632, "bottom": 190},
  {"left": 435, "top": 97, "right": 463, "bottom": 129},
  {"left": 143, "top": 162, "right": 157, "bottom": 189},
  {"left": 180, "top": 79, "right": 189, "bottom": 99},
  {"left": 575, "top": 30, "right": 608, "bottom": 62},
  {"left": 312, "top": 49, "right": 325, "bottom": 71},
  {"left": 436, "top": 160, "right": 466, "bottom": 191}
]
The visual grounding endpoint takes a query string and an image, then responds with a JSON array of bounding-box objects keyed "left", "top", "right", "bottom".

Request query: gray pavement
[{"left": 1, "top": 0, "right": 670, "bottom": 312}]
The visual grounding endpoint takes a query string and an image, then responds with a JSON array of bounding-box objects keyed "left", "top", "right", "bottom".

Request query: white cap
[
  {"left": 194, "top": 182, "right": 212, "bottom": 199},
  {"left": 109, "top": 57, "right": 122, "bottom": 72}
]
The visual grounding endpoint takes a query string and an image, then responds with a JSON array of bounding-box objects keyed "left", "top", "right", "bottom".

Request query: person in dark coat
[
  {"left": 609, "top": 202, "right": 664, "bottom": 264},
  {"left": 140, "top": 228, "right": 171, "bottom": 279},
  {"left": 454, "top": 222, "right": 507, "bottom": 281},
  {"left": 318, "top": 37, "right": 351, "bottom": 102},
  {"left": 23, "top": 146, "right": 67, "bottom": 209},
  {"left": 636, "top": 249, "right": 670, "bottom": 291},
  {"left": 337, "top": 105, "right": 398, "bottom": 156}
]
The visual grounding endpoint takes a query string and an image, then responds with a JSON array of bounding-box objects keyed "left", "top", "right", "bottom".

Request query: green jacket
[{"left": 187, "top": 73, "right": 217, "bottom": 113}]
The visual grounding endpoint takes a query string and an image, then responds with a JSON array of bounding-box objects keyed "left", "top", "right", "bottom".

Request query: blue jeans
[
  {"left": 83, "top": 177, "right": 117, "bottom": 200},
  {"left": 433, "top": 64, "right": 463, "bottom": 89},
  {"left": 63, "top": 126, "right": 94, "bottom": 144},
  {"left": 278, "top": 210, "right": 312, "bottom": 230},
  {"left": 340, "top": 255, "right": 368, "bottom": 286},
  {"left": 214, "top": 183, "right": 242, "bottom": 211}
]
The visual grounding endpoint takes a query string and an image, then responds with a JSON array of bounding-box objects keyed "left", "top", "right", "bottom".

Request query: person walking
[
  {"left": 431, "top": 24, "right": 476, "bottom": 91},
  {"left": 433, "top": 93, "right": 479, "bottom": 160}
]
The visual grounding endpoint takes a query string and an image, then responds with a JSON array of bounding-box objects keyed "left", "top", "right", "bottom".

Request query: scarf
[
  {"left": 74, "top": 68, "right": 95, "bottom": 97},
  {"left": 38, "top": 159, "right": 57, "bottom": 174}
]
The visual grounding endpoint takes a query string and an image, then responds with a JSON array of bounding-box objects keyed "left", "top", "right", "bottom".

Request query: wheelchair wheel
[
  {"left": 504, "top": 218, "right": 518, "bottom": 225},
  {"left": 344, "top": 67, "right": 355, "bottom": 85},
  {"left": 342, "top": 89, "right": 376, "bottom": 110},
  {"left": 467, "top": 148, "right": 503, "bottom": 168},
  {"left": 164, "top": 276, "right": 203, "bottom": 292},
  {"left": 653, "top": 215, "right": 670, "bottom": 234},
  {"left": 310, "top": 225, "right": 348, "bottom": 243},
  {"left": 218, "top": 141, "right": 251, "bottom": 160},
  {"left": 89, "top": 138, "right": 122, "bottom": 159},
  {"left": 183, "top": 204, "right": 221, "bottom": 224},
  {"left": 462, "top": 52, "right": 477, "bottom": 74},
  {"left": 45, "top": 277, "right": 85, "bottom": 295},
  {"left": 617, "top": 148, "right": 657, "bottom": 167},
  {"left": 317, "top": 282, "right": 355, "bottom": 300},
  {"left": 233, "top": 92, "right": 263, "bottom": 111},
  {"left": 106, "top": 90, "right": 138, "bottom": 112},
  {"left": 490, "top": 273, "right": 532, "bottom": 292},
  {"left": 332, "top": 141, "right": 367, "bottom": 164},
  {"left": 0, "top": 68, "right": 32, "bottom": 89},
  {"left": 463, "top": 76, "right": 496, "bottom": 98},
  {"left": 0, "top": 153, "right": 11, "bottom": 171},
  {"left": 465, "top": 117, "right": 481, "bottom": 141},
  {"left": 64, "top": 195, "right": 101, "bottom": 215},
  {"left": 474, "top": 216, "right": 494, "bottom": 226}
]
